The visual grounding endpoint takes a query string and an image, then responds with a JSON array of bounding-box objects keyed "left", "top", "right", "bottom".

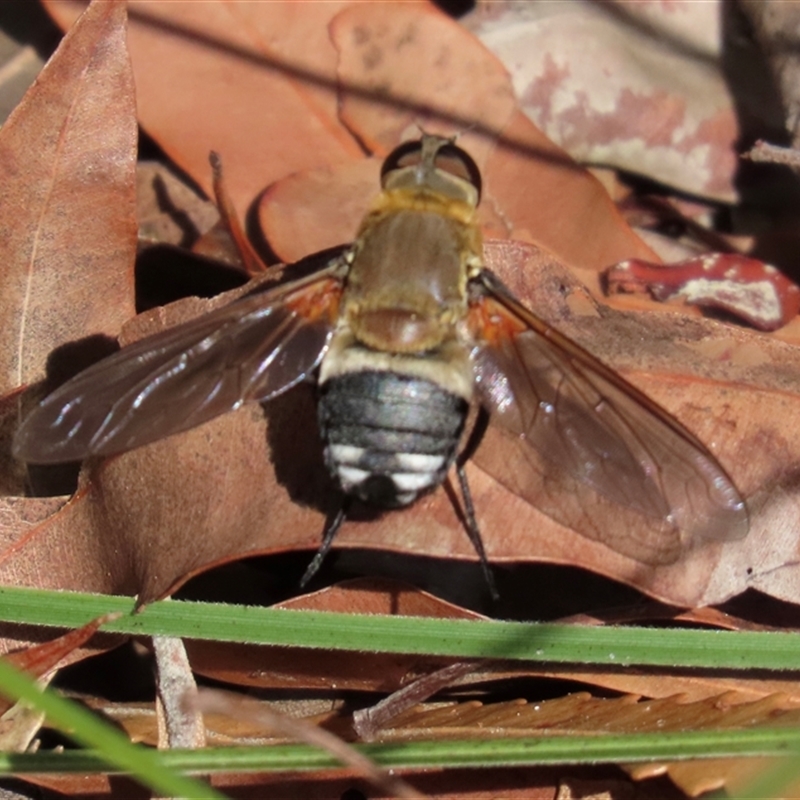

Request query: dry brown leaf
[
  {"left": 186, "top": 579, "right": 484, "bottom": 693},
  {"left": 333, "top": 3, "right": 516, "bottom": 154},
  {"left": 94, "top": 689, "right": 800, "bottom": 798},
  {"left": 465, "top": 1, "right": 740, "bottom": 203},
  {"left": 259, "top": 157, "right": 381, "bottom": 265},
  {"left": 184, "top": 581, "right": 800, "bottom": 703},
  {"left": 1, "top": 612, "right": 121, "bottom": 713},
  {"left": 3, "top": 2, "right": 797, "bottom": 616},
  {"left": 484, "top": 111, "right": 657, "bottom": 270},
  {"left": 2, "top": 242, "right": 798, "bottom": 611},
  {"left": 376, "top": 690, "right": 800, "bottom": 740},
  {"left": 0, "top": 0, "right": 136, "bottom": 393},
  {"left": 44, "top": 0, "right": 363, "bottom": 221},
  {"left": 197, "top": 689, "right": 426, "bottom": 799},
  {"left": 635, "top": 755, "right": 800, "bottom": 798},
  {"left": 261, "top": 3, "right": 658, "bottom": 271},
  {"left": 531, "top": 670, "right": 800, "bottom": 712},
  {"left": 332, "top": 2, "right": 658, "bottom": 269},
  {"left": 83, "top": 696, "right": 342, "bottom": 749},
  {"left": 136, "top": 161, "right": 219, "bottom": 251},
  {"left": 23, "top": 765, "right": 582, "bottom": 800}
]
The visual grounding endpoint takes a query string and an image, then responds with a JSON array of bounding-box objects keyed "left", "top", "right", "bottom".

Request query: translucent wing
[
  {"left": 468, "top": 270, "right": 748, "bottom": 565},
  {"left": 13, "top": 266, "right": 344, "bottom": 464}
]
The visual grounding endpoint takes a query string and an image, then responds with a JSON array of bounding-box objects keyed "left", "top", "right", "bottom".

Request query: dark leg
[
  {"left": 300, "top": 501, "right": 350, "bottom": 588},
  {"left": 455, "top": 462, "right": 499, "bottom": 601}
]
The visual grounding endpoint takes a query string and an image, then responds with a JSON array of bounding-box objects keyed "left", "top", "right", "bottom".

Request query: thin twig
[
  {"left": 743, "top": 140, "right": 800, "bottom": 171},
  {"left": 354, "top": 661, "right": 478, "bottom": 741},
  {"left": 193, "top": 688, "right": 428, "bottom": 800}
]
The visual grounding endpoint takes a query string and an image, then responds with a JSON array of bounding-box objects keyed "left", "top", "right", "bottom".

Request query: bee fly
[{"left": 13, "top": 135, "right": 749, "bottom": 594}]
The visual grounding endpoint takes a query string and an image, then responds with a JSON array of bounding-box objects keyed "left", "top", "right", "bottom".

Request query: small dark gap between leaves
[
  {"left": 135, "top": 245, "right": 249, "bottom": 312},
  {"left": 174, "top": 549, "right": 497, "bottom": 612},
  {"left": 339, "top": 789, "right": 367, "bottom": 800},
  {"left": 429, "top": 0, "right": 475, "bottom": 19},
  {"left": 719, "top": 0, "right": 800, "bottom": 279},
  {"left": 0, "top": 1, "right": 61, "bottom": 62},
  {"left": 720, "top": 1, "right": 790, "bottom": 157},
  {"left": 719, "top": 587, "right": 800, "bottom": 628},
  {"left": 138, "top": 128, "right": 206, "bottom": 199},
  {"left": 139, "top": 127, "right": 283, "bottom": 270},
  {"left": 176, "top": 551, "right": 800, "bottom": 635},
  {"left": 175, "top": 556, "right": 648, "bottom": 620},
  {"left": 0, "top": 777, "right": 48, "bottom": 800},
  {"left": 33, "top": 727, "right": 84, "bottom": 753},
  {"left": 194, "top": 767, "right": 686, "bottom": 799},
  {"left": 441, "top": 675, "right": 626, "bottom": 704},
  {"left": 51, "top": 640, "right": 155, "bottom": 703},
  {"left": 615, "top": 168, "right": 743, "bottom": 247}
]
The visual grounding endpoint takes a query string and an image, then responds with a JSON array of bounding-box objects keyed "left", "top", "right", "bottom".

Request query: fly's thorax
[
  {"left": 342, "top": 195, "right": 482, "bottom": 354},
  {"left": 356, "top": 187, "right": 483, "bottom": 273}
]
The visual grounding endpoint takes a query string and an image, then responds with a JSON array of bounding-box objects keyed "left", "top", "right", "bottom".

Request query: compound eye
[{"left": 380, "top": 140, "right": 424, "bottom": 182}]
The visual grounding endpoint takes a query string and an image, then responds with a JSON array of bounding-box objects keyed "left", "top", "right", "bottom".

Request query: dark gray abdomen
[{"left": 318, "top": 371, "right": 467, "bottom": 507}]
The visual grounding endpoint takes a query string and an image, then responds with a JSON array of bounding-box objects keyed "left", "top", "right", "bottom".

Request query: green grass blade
[
  {"left": 0, "top": 587, "right": 798, "bottom": 790},
  {"left": 0, "top": 586, "right": 799, "bottom": 671},
  {"left": 1, "top": 728, "right": 798, "bottom": 774},
  {"left": 731, "top": 755, "right": 800, "bottom": 800},
  {"left": 0, "top": 658, "right": 226, "bottom": 799}
]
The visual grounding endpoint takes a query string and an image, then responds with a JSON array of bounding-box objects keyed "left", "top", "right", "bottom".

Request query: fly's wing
[
  {"left": 13, "top": 266, "right": 344, "bottom": 464},
  {"left": 467, "top": 270, "right": 748, "bottom": 565}
]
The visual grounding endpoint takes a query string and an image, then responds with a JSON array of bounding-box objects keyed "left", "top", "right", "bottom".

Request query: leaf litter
[
  {"left": 0, "top": 0, "right": 136, "bottom": 392},
  {"left": 1, "top": 0, "right": 800, "bottom": 797}
]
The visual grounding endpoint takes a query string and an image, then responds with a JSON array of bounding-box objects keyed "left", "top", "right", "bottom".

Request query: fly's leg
[
  {"left": 455, "top": 460, "right": 499, "bottom": 602},
  {"left": 300, "top": 500, "right": 350, "bottom": 588}
]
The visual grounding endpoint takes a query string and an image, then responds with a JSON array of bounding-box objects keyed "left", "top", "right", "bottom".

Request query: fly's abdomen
[{"left": 318, "top": 371, "right": 468, "bottom": 508}]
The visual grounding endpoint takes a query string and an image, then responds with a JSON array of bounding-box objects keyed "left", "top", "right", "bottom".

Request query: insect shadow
[
  {"left": 18, "top": 335, "right": 120, "bottom": 497},
  {"left": 260, "top": 382, "right": 415, "bottom": 540},
  {"left": 259, "top": 381, "right": 341, "bottom": 519}
]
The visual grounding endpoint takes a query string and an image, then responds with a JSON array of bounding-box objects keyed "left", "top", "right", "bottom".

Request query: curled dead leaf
[
  {"left": 3, "top": 243, "right": 798, "bottom": 610},
  {"left": 0, "top": 0, "right": 136, "bottom": 393}
]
